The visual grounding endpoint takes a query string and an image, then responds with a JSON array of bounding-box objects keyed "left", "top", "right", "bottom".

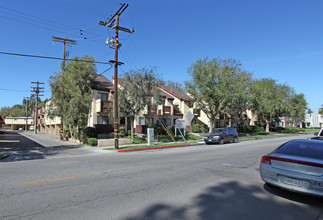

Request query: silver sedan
[{"left": 260, "top": 139, "right": 323, "bottom": 197}]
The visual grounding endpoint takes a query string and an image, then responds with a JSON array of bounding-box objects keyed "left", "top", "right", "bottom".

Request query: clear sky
[{"left": 1, "top": 0, "right": 322, "bottom": 113}]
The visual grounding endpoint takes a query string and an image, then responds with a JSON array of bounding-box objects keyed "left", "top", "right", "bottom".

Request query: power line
[
  {"left": 0, "top": 15, "right": 105, "bottom": 44},
  {"left": 0, "top": 51, "right": 113, "bottom": 65},
  {"left": 0, "top": 6, "right": 107, "bottom": 39},
  {"left": 0, "top": 88, "right": 29, "bottom": 92}
]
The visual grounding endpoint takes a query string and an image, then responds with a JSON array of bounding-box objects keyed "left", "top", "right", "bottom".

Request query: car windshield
[
  {"left": 275, "top": 140, "right": 323, "bottom": 160},
  {"left": 212, "top": 128, "right": 225, "bottom": 134}
]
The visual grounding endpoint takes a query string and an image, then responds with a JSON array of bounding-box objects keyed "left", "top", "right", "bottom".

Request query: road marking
[
  {"left": 19, "top": 173, "right": 102, "bottom": 185},
  {"left": 0, "top": 140, "right": 19, "bottom": 142},
  {"left": 199, "top": 154, "right": 219, "bottom": 160}
]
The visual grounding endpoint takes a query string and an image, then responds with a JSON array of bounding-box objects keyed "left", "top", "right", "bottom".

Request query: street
[{"left": 0, "top": 132, "right": 323, "bottom": 220}]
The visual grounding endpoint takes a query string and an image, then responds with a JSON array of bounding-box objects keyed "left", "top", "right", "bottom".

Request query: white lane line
[{"left": 0, "top": 140, "right": 20, "bottom": 143}]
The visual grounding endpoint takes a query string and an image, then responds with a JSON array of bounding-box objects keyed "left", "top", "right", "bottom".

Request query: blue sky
[{"left": 1, "top": 0, "right": 322, "bottom": 113}]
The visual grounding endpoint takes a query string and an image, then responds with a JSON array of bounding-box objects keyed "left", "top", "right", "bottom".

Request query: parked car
[
  {"left": 260, "top": 139, "right": 323, "bottom": 197},
  {"left": 0, "top": 128, "right": 5, "bottom": 134},
  {"left": 204, "top": 127, "right": 239, "bottom": 144},
  {"left": 309, "top": 128, "right": 323, "bottom": 140},
  {"left": 29, "top": 126, "right": 34, "bottom": 131}
]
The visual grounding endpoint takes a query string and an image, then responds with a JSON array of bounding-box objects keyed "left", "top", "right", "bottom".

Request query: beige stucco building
[{"left": 4, "top": 117, "right": 33, "bottom": 130}]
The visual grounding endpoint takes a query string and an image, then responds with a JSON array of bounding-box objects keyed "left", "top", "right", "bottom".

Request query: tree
[
  {"left": 216, "top": 59, "right": 253, "bottom": 127},
  {"left": 0, "top": 106, "right": 12, "bottom": 116},
  {"left": 23, "top": 95, "right": 42, "bottom": 116},
  {"left": 185, "top": 58, "right": 252, "bottom": 132},
  {"left": 118, "top": 67, "right": 163, "bottom": 138},
  {"left": 307, "top": 108, "right": 313, "bottom": 114},
  {"left": 161, "top": 80, "right": 186, "bottom": 93},
  {"left": 185, "top": 58, "right": 221, "bottom": 132},
  {"left": 250, "top": 79, "right": 291, "bottom": 132},
  {"left": 49, "top": 55, "right": 97, "bottom": 142},
  {"left": 319, "top": 105, "right": 323, "bottom": 114},
  {"left": 287, "top": 93, "right": 308, "bottom": 128}
]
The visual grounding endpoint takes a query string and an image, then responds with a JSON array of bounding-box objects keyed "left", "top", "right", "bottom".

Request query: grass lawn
[{"left": 103, "top": 141, "right": 197, "bottom": 150}]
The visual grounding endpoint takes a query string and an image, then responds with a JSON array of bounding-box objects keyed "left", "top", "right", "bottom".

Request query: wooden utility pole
[
  {"left": 52, "top": 36, "right": 77, "bottom": 62},
  {"left": 52, "top": 36, "right": 77, "bottom": 139},
  {"left": 23, "top": 97, "right": 29, "bottom": 132},
  {"left": 99, "top": 3, "right": 134, "bottom": 149},
  {"left": 31, "top": 81, "right": 44, "bottom": 134}
]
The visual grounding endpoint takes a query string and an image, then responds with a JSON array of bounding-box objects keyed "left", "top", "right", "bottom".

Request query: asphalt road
[{"left": 0, "top": 133, "right": 322, "bottom": 220}]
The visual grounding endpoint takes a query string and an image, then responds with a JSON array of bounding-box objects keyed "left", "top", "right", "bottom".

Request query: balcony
[
  {"left": 163, "top": 106, "right": 171, "bottom": 116},
  {"left": 96, "top": 100, "right": 112, "bottom": 113},
  {"left": 148, "top": 106, "right": 157, "bottom": 115},
  {"left": 38, "top": 107, "right": 45, "bottom": 115},
  {"left": 173, "top": 107, "right": 183, "bottom": 116},
  {"left": 101, "top": 100, "right": 112, "bottom": 113},
  {"left": 193, "top": 109, "right": 200, "bottom": 117}
]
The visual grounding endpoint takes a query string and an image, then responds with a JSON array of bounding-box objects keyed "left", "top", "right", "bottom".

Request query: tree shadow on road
[{"left": 124, "top": 181, "right": 323, "bottom": 220}]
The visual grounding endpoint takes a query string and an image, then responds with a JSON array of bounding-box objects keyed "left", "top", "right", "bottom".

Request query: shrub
[
  {"left": 120, "top": 131, "right": 125, "bottom": 137},
  {"left": 87, "top": 138, "right": 98, "bottom": 146},
  {"left": 280, "top": 127, "right": 306, "bottom": 133},
  {"left": 83, "top": 127, "right": 98, "bottom": 138},
  {"left": 192, "top": 124, "right": 200, "bottom": 133}
]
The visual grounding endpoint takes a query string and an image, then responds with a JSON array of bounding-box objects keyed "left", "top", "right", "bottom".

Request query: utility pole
[
  {"left": 52, "top": 36, "right": 77, "bottom": 139},
  {"left": 99, "top": 3, "right": 134, "bottom": 149},
  {"left": 31, "top": 81, "right": 44, "bottom": 134},
  {"left": 52, "top": 36, "right": 77, "bottom": 63},
  {"left": 23, "top": 97, "right": 29, "bottom": 132}
]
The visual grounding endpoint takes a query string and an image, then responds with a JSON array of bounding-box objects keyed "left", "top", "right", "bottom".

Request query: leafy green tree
[
  {"left": 49, "top": 55, "right": 97, "bottom": 142},
  {"left": 217, "top": 59, "right": 253, "bottom": 127},
  {"left": 161, "top": 80, "right": 186, "bottom": 93},
  {"left": 10, "top": 104, "right": 25, "bottom": 117},
  {"left": 319, "top": 105, "right": 323, "bottom": 114},
  {"left": 23, "top": 95, "right": 42, "bottom": 116},
  {"left": 250, "top": 79, "right": 291, "bottom": 132},
  {"left": 185, "top": 58, "right": 222, "bottom": 132},
  {"left": 118, "top": 67, "right": 163, "bottom": 138},
  {"left": 307, "top": 108, "right": 313, "bottom": 114},
  {"left": 0, "top": 106, "right": 12, "bottom": 116},
  {"left": 287, "top": 93, "right": 307, "bottom": 128},
  {"left": 185, "top": 58, "right": 252, "bottom": 132}
]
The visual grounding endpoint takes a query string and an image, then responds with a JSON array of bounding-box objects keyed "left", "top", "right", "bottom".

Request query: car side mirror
[{"left": 314, "top": 132, "right": 318, "bottom": 136}]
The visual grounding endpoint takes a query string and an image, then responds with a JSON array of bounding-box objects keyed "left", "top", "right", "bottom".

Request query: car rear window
[{"left": 275, "top": 141, "right": 323, "bottom": 160}]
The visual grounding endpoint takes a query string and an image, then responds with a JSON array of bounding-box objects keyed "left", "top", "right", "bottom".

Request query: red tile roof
[
  {"left": 158, "top": 85, "right": 192, "bottom": 101},
  {"left": 92, "top": 74, "right": 114, "bottom": 91}
]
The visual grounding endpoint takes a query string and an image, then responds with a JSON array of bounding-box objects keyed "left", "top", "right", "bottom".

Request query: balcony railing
[
  {"left": 173, "top": 107, "right": 183, "bottom": 116},
  {"left": 101, "top": 100, "right": 112, "bottom": 113},
  {"left": 193, "top": 109, "right": 200, "bottom": 117},
  {"left": 148, "top": 106, "right": 157, "bottom": 115},
  {"left": 163, "top": 106, "right": 171, "bottom": 116}
]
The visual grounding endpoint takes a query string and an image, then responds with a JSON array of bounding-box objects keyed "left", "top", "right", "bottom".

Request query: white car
[{"left": 0, "top": 128, "right": 5, "bottom": 134}]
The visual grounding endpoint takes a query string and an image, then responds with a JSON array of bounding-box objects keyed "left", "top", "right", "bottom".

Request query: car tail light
[{"left": 261, "top": 156, "right": 271, "bottom": 165}]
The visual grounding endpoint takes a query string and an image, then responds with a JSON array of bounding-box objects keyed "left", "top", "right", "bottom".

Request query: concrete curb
[
  {"left": 115, "top": 134, "right": 309, "bottom": 153},
  {"left": 117, "top": 142, "right": 205, "bottom": 153},
  {"left": 118, "top": 144, "right": 192, "bottom": 152}
]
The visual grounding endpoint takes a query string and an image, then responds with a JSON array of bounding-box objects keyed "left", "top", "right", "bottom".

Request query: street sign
[
  {"left": 186, "top": 111, "right": 194, "bottom": 122},
  {"left": 175, "top": 119, "right": 186, "bottom": 129}
]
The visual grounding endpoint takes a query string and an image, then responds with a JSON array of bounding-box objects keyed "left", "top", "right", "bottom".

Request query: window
[
  {"left": 97, "top": 116, "right": 109, "bottom": 124},
  {"left": 166, "top": 118, "right": 171, "bottom": 126},
  {"left": 145, "top": 117, "right": 153, "bottom": 125},
  {"left": 139, "top": 117, "right": 144, "bottom": 125},
  {"left": 97, "top": 93, "right": 108, "bottom": 101},
  {"left": 158, "top": 118, "right": 166, "bottom": 126}
]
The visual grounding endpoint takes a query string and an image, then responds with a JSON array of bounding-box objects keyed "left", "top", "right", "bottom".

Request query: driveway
[{"left": 0, "top": 131, "right": 100, "bottom": 162}]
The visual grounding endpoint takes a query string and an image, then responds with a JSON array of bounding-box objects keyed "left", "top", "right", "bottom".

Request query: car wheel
[
  {"left": 233, "top": 137, "right": 238, "bottom": 143},
  {"left": 219, "top": 139, "right": 224, "bottom": 145}
]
